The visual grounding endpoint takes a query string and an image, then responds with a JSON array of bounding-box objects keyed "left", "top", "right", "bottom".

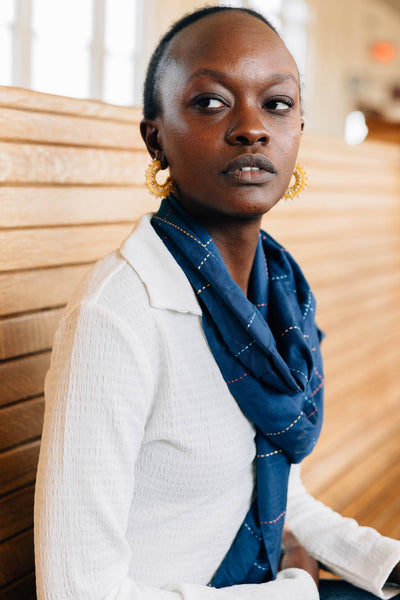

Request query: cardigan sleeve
[
  {"left": 286, "top": 463, "right": 400, "bottom": 599},
  {"left": 34, "top": 300, "right": 318, "bottom": 600}
]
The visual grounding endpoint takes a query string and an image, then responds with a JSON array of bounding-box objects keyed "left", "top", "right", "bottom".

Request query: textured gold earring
[
  {"left": 282, "top": 163, "right": 308, "bottom": 200},
  {"left": 145, "top": 158, "right": 173, "bottom": 198}
]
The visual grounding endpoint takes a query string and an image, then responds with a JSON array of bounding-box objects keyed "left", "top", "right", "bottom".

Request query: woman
[{"left": 34, "top": 6, "right": 400, "bottom": 600}]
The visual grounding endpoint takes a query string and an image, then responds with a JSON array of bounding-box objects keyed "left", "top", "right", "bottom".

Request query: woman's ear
[{"left": 140, "top": 119, "right": 168, "bottom": 168}]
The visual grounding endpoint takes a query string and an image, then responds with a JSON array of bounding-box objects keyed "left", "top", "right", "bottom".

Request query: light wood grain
[
  {"left": 310, "top": 425, "right": 400, "bottom": 510},
  {"left": 322, "top": 349, "right": 400, "bottom": 407},
  {"left": 0, "top": 186, "right": 156, "bottom": 228},
  {"left": 0, "top": 142, "right": 148, "bottom": 184},
  {"left": 304, "top": 166, "right": 400, "bottom": 190},
  {"left": 350, "top": 460, "right": 400, "bottom": 538},
  {"left": 0, "top": 224, "right": 133, "bottom": 272},
  {"left": 0, "top": 352, "right": 50, "bottom": 406},
  {"left": 0, "top": 397, "right": 45, "bottom": 451},
  {"left": 318, "top": 287, "right": 400, "bottom": 329},
  {"left": 0, "top": 309, "right": 62, "bottom": 360},
  {"left": 322, "top": 333, "right": 400, "bottom": 394},
  {"left": 270, "top": 236, "right": 399, "bottom": 270},
  {"left": 303, "top": 395, "right": 400, "bottom": 498},
  {"left": 308, "top": 441, "right": 400, "bottom": 540},
  {"left": 299, "top": 132, "right": 400, "bottom": 163},
  {"left": 300, "top": 251, "right": 398, "bottom": 288},
  {"left": 0, "top": 106, "right": 144, "bottom": 149},
  {"left": 0, "top": 85, "right": 141, "bottom": 122},
  {"left": 341, "top": 464, "right": 400, "bottom": 540},
  {"left": 0, "top": 441, "right": 41, "bottom": 496},
  {"left": 263, "top": 216, "right": 399, "bottom": 248},
  {"left": 300, "top": 188, "right": 400, "bottom": 207},
  {"left": 267, "top": 211, "right": 399, "bottom": 238},
  {"left": 314, "top": 268, "right": 400, "bottom": 306},
  {"left": 0, "top": 265, "right": 90, "bottom": 316},
  {"left": 3, "top": 184, "right": 398, "bottom": 230}
]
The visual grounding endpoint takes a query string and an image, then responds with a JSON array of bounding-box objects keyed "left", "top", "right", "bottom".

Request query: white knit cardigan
[{"left": 34, "top": 214, "right": 400, "bottom": 600}]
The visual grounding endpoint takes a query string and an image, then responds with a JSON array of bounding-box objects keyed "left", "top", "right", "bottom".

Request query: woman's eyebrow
[{"left": 187, "top": 68, "right": 298, "bottom": 86}]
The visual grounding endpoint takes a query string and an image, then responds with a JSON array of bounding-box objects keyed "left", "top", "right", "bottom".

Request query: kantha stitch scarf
[{"left": 151, "top": 195, "right": 324, "bottom": 587}]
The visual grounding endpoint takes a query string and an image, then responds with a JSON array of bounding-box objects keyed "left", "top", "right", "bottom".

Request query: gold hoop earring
[
  {"left": 145, "top": 158, "right": 173, "bottom": 198},
  {"left": 282, "top": 163, "right": 308, "bottom": 200}
]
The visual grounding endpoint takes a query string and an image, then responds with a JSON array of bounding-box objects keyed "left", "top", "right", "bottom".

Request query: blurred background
[{"left": 1, "top": 0, "right": 400, "bottom": 142}]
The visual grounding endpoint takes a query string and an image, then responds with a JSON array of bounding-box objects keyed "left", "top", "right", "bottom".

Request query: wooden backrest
[
  {"left": 0, "top": 86, "right": 399, "bottom": 598},
  {"left": 0, "top": 86, "right": 157, "bottom": 599},
  {"left": 263, "top": 136, "right": 400, "bottom": 535}
]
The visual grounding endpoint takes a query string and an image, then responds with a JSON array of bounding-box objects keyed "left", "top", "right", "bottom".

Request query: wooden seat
[{"left": 0, "top": 86, "right": 399, "bottom": 598}]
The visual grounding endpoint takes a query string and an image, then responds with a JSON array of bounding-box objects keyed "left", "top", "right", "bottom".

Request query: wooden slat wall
[
  {"left": 262, "top": 135, "right": 400, "bottom": 541},
  {"left": 0, "top": 85, "right": 399, "bottom": 597},
  {"left": 0, "top": 86, "right": 158, "bottom": 599}
]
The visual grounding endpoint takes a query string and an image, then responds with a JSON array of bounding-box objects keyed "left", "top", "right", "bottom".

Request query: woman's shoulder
[
  {"left": 57, "top": 211, "right": 201, "bottom": 345},
  {"left": 60, "top": 215, "right": 163, "bottom": 331},
  {"left": 61, "top": 250, "right": 149, "bottom": 323}
]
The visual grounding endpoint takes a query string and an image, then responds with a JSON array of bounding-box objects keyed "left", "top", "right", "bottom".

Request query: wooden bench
[{"left": 0, "top": 86, "right": 399, "bottom": 599}]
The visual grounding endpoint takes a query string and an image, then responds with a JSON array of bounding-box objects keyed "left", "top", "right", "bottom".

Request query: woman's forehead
[{"left": 165, "top": 10, "right": 298, "bottom": 80}]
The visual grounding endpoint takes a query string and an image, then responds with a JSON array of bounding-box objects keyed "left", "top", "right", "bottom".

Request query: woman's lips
[
  {"left": 222, "top": 154, "right": 277, "bottom": 184},
  {"left": 224, "top": 168, "right": 276, "bottom": 183}
]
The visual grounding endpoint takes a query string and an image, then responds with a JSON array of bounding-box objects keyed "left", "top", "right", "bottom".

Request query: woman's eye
[
  {"left": 267, "top": 99, "right": 294, "bottom": 111},
  {"left": 195, "top": 97, "right": 225, "bottom": 109}
]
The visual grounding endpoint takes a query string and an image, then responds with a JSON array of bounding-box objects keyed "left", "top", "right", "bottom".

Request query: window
[
  {"left": 32, "top": 0, "right": 92, "bottom": 98},
  {"left": 0, "top": 0, "right": 143, "bottom": 106},
  {"left": 103, "top": 0, "right": 140, "bottom": 105},
  {"left": 0, "top": 0, "right": 15, "bottom": 86}
]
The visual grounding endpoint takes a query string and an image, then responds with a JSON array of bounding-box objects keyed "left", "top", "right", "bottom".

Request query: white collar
[{"left": 119, "top": 213, "right": 202, "bottom": 316}]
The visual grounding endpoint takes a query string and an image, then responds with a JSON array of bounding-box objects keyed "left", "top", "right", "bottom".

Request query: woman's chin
[{"left": 174, "top": 187, "right": 283, "bottom": 222}]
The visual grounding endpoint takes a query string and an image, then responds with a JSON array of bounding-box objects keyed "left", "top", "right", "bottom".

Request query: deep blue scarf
[{"left": 151, "top": 195, "right": 324, "bottom": 587}]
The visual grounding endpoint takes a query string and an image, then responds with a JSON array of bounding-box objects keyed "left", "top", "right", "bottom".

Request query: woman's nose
[{"left": 226, "top": 108, "right": 270, "bottom": 146}]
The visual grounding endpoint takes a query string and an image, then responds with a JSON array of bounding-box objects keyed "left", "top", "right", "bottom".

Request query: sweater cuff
[
  {"left": 228, "top": 569, "right": 319, "bottom": 600},
  {"left": 369, "top": 536, "right": 400, "bottom": 599},
  {"left": 323, "top": 534, "right": 400, "bottom": 599}
]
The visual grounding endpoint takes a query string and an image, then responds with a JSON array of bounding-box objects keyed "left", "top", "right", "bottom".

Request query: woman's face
[{"left": 145, "top": 11, "right": 303, "bottom": 222}]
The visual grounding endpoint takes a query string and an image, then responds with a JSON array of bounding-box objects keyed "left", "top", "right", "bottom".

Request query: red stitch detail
[
  {"left": 314, "top": 366, "right": 323, "bottom": 380},
  {"left": 311, "top": 380, "right": 324, "bottom": 396},
  {"left": 256, "top": 303, "right": 268, "bottom": 307},
  {"left": 306, "top": 408, "right": 318, "bottom": 418},
  {"left": 260, "top": 510, "right": 286, "bottom": 525},
  {"left": 226, "top": 372, "right": 248, "bottom": 384}
]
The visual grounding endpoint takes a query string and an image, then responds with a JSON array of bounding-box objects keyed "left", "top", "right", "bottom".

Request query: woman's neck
[{"left": 201, "top": 216, "right": 262, "bottom": 296}]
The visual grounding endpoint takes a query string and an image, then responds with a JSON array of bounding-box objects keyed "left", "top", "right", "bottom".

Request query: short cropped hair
[{"left": 142, "top": 6, "right": 282, "bottom": 120}]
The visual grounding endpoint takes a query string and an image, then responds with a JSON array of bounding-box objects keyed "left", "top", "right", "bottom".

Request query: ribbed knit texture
[{"left": 34, "top": 214, "right": 400, "bottom": 600}]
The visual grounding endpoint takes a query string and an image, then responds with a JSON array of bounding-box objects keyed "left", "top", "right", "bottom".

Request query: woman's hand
[{"left": 279, "top": 526, "right": 320, "bottom": 588}]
